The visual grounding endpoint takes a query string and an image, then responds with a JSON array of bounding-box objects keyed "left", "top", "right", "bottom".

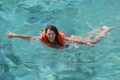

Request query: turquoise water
[{"left": 0, "top": 0, "right": 120, "bottom": 80}]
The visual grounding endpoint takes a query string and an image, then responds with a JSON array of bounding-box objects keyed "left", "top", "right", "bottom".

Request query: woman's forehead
[{"left": 47, "top": 29, "right": 55, "bottom": 33}]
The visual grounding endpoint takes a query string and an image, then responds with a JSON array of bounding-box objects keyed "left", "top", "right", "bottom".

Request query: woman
[{"left": 7, "top": 25, "right": 112, "bottom": 48}]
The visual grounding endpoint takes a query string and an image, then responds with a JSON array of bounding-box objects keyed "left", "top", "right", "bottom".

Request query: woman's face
[{"left": 46, "top": 29, "right": 56, "bottom": 42}]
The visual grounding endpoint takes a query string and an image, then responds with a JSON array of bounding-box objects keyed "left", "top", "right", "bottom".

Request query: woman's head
[{"left": 45, "top": 25, "right": 59, "bottom": 43}]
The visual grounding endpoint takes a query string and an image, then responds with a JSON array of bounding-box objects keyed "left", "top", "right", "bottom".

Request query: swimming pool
[{"left": 0, "top": 0, "right": 120, "bottom": 80}]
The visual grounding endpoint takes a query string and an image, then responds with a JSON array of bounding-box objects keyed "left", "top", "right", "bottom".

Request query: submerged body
[{"left": 7, "top": 25, "right": 113, "bottom": 48}]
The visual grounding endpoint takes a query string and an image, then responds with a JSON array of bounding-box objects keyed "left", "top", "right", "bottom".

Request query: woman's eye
[
  {"left": 52, "top": 33, "right": 55, "bottom": 35},
  {"left": 47, "top": 33, "right": 55, "bottom": 36},
  {"left": 48, "top": 34, "right": 51, "bottom": 35}
]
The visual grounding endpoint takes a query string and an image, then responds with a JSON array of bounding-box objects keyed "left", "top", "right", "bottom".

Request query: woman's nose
[{"left": 49, "top": 35, "right": 53, "bottom": 37}]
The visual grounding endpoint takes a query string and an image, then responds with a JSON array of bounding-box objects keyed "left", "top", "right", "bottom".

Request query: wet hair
[{"left": 45, "top": 25, "right": 62, "bottom": 46}]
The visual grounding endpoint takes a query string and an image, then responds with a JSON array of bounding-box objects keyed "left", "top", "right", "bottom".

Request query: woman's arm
[
  {"left": 7, "top": 32, "right": 41, "bottom": 40},
  {"left": 63, "top": 36, "right": 92, "bottom": 46}
]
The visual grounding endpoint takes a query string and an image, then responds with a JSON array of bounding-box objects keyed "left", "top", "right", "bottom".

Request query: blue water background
[{"left": 0, "top": 0, "right": 120, "bottom": 80}]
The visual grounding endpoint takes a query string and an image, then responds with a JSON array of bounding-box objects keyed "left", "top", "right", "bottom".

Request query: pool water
[{"left": 0, "top": 0, "right": 120, "bottom": 80}]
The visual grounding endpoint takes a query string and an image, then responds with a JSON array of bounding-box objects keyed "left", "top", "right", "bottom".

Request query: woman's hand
[{"left": 7, "top": 32, "right": 15, "bottom": 38}]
